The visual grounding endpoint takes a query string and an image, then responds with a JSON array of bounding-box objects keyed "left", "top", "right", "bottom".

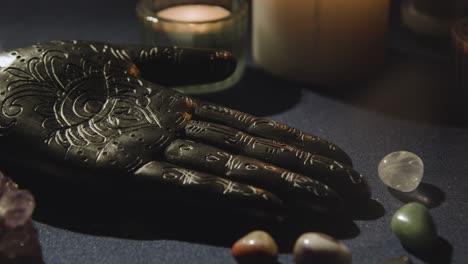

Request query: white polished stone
[
  {"left": 378, "top": 151, "right": 424, "bottom": 192},
  {"left": 293, "top": 233, "right": 351, "bottom": 264}
]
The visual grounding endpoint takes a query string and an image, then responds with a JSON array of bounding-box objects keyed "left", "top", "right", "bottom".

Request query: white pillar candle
[
  {"left": 253, "top": 0, "right": 390, "bottom": 86},
  {"left": 157, "top": 5, "right": 231, "bottom": 23}
]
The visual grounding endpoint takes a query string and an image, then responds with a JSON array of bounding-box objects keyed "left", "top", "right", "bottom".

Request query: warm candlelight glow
[
  {"left": 157, "top": 4, "right": 231, "bottom": 23},
  {"left": 136, "top": 0, "right": 248, "bottom": 94}
]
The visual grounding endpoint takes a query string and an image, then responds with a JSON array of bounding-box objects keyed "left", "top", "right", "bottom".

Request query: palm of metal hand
[{"left": 0, "top": 41, "right": 370, "bottom": 215}]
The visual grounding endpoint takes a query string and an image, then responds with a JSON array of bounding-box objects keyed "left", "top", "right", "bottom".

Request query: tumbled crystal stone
[
  {"left": 0, "top": 171, "right": 42, "bottom": 263},
  {"left": 378, "top": 151, "right": 424, "bottom": 192},
  {"left": 384, "top": 256, "right": 412, "bottom": 264},
  {"left": 391, "top": 202, "right": 437, "bottom": 250},
  {"left": 231, "top": 230, "right": 278, "bottom": 264},
  {"left": 293, "top": 232, "right": 351, "bottom": 264}
]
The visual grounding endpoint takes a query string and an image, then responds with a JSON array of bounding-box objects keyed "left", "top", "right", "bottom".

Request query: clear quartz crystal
[{"left": 378, "top": 151, "right": 424, "bottom": 192}]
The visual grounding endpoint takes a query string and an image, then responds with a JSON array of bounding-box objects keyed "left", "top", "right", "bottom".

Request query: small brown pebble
[
  {"left": 384, "top": 256, "right": 412, "bottom": 264},
  {"left": 231, "top": 230, "right": 278, "bottom": 264}
]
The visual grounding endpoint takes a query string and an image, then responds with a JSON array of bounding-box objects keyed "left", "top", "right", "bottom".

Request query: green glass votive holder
[{"left": 136, "top": 0, "right": 248, "bottom": 94}]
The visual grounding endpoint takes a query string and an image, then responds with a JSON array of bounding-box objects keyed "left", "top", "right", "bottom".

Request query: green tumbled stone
[{"left": 391, "top": 202, "right": 437, "bottom": 250}]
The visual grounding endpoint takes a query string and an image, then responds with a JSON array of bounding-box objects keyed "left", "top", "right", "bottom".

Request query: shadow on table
[
  {"left": 305, "top": 52, "right": 468, "bottom": 128},
  {"left": 346, "top": 199, "right": 386, "bottom": 221},
  {"left": 195, "top": 66, "right": 302, "bottom": 116},
  {"left": 389, "top": 183, "right": 446, "bottom": 208},
  {"left": 407, "top": 237, "right": 453, "bottom": 264},
  {"left": 8, "top": 168, "right": 374, "bottom": 252}
]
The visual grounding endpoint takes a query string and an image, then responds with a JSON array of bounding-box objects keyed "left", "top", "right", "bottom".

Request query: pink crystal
[
  {"left": 0, "top": 170, "right": 42, "bottom": 263},
  {"left": 0, "top": 190, "right": 35, "bottom": 228},
  {"left": 0, "top": 171, "right": 18, "bottom": 197}
]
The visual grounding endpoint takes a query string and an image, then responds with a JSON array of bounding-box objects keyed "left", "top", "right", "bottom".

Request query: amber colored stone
[{"left": 231, "top": 230, "right": 278, "bottom": 264}]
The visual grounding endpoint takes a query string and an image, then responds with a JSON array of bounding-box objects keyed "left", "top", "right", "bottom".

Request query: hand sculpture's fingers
[
  {"left": 193, "top": 102, "right": 353, "bottom": 167},
  {"left": 164, "top": 139, "right": 343, "bottom": 213},
  {"left": 183, "top": 121, "right": 370, "bottom": 201},
  {"left": 133, "top": 161, "right": 283, "bottom": 212},
  {"left": 123, "top": 45, "right": 237, "bottom": 86}
]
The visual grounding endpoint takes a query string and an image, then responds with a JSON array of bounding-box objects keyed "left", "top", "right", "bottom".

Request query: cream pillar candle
[{"left": 253, "top": 0, "right": 390, "bottom": 86}]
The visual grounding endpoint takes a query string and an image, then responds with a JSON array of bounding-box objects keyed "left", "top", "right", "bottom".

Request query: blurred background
[{"left": 2, "top": 0, "right": 465, "bottom": 126}]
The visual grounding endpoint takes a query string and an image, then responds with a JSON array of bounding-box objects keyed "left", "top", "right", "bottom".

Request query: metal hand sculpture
[{"left": 0, "top": 41, "right": 370, "bottom": 215}]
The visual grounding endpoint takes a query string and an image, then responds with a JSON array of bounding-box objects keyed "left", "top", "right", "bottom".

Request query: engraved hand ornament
[{"left": 0, "top": 41, "right": 370, "bottom": 215}]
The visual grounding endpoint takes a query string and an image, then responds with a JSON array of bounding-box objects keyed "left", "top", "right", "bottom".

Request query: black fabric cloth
[{"left": 0, "top": 0, "right": 466, "bottom": 263}]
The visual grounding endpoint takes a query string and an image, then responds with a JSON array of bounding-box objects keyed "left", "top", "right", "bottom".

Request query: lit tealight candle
[
  {"left": 136, "top": 0, "right": 247, "bottom": 94},
  {"left": 157, "top": 4, "right": 231, "bottom": 23}
]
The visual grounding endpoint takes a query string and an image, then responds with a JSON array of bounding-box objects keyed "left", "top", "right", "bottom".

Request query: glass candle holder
[
  {"left": 136, "top": 0, "right": 248, "bottom": 94},
  {"left": 401, "top": 0, "right": 468, "bottom": 37}
]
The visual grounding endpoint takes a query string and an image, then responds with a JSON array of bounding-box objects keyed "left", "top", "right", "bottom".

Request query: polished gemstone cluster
[
  {"left": 0, "top": 171, "right": 42, "bottom": 263},
  {"left": 231, "top": 230, "right": 352, "bottom": 264}
]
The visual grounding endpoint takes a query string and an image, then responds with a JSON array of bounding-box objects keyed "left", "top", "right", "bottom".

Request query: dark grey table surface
[{"left": 1, "top": 0, "right": 467, "bottom": 263}]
